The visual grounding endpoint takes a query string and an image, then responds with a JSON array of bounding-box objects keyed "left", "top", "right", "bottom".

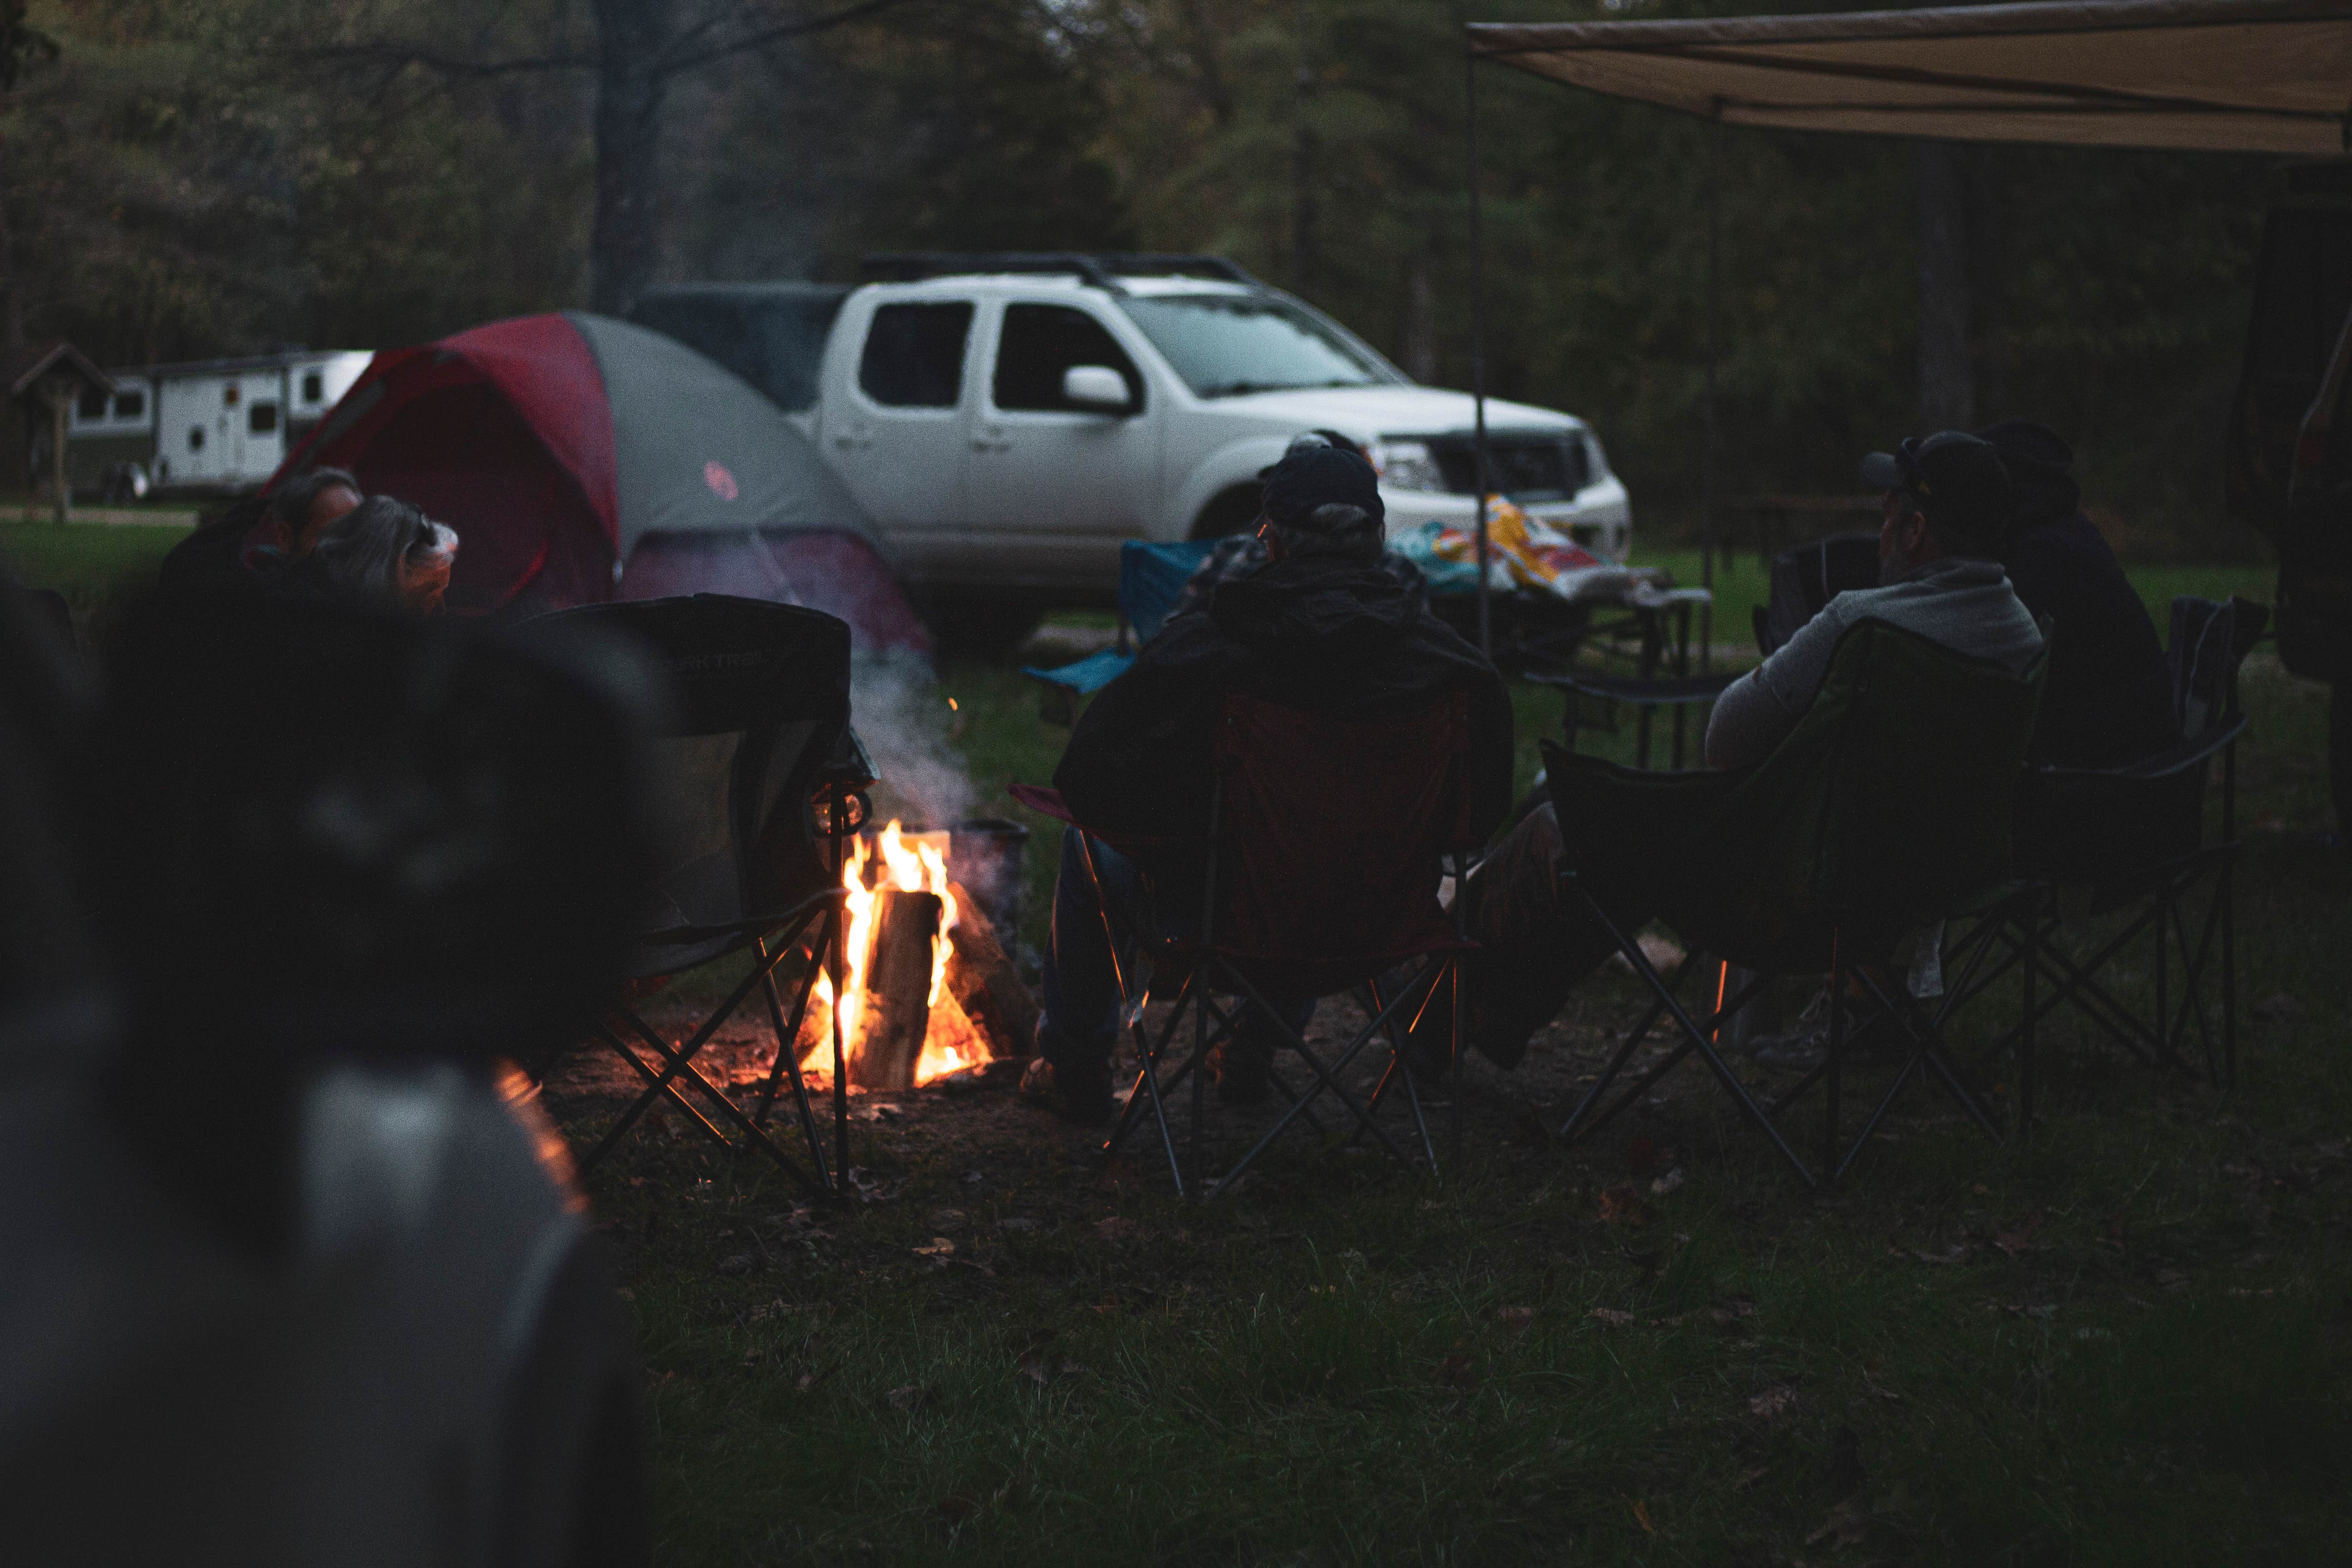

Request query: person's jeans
[{"left": 1036, "top": 825, "right": 1312, "bottom": 1086}]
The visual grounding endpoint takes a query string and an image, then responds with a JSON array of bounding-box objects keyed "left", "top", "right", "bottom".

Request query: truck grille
[{"left": 1427, "top": 435, "right": 1589, "bottom": 501}]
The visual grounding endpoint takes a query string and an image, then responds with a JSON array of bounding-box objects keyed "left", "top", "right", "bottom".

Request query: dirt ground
[{"left": 537, "top": 956, "right": 1964, "bottom": 1209}]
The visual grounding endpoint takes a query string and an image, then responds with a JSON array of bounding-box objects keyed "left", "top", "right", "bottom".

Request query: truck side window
[
  {"left": 859, "top": 302, "right": 974, "bottom": 408},
  {"left": 993, "top": 305, "right": 1142, "bottom": 412}
]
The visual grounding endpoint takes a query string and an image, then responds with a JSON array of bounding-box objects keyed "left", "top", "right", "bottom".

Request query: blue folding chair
[{"left": 1023, "top": 539, "right": 1219, "bottom": 722}]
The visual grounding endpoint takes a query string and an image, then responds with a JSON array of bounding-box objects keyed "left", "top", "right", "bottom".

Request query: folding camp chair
[
  {"left": 519, "top": 594, "right": 873, "bottom": 1196},
  {"left": 1548, "top": 618, "right": 2048, "bottom": 1186},
  {"left": 1020, "top": 539, "right": 1218, "bottom": 723},
  {"left": 1999, "top": 596, "right": 2269, "bottom": 1088},
  {"left": 1012, "top": 691, "right": 1480, "bottom": 1198}
]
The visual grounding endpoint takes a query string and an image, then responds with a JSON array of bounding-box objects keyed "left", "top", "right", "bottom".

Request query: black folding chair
[
  {"left": 1014, "top": 692, "right": 1480, "bottom": 1199},
  {"left": 519, "top": 595, "right": 873, "bottom": 1195},
  {"left": 1998, "top": 596, "right": 2269, "bottom": 1088},
  {"left": 1549, "top": 618, "right": 2048, "bottom": 1186}
]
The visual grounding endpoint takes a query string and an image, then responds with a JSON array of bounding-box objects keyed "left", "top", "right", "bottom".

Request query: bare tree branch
[
  {"left": 277, "top": 41, "right": 596, "bottom": 78},
  {"left": 654, "top": 0, "right": 928, "bottom": 76}
]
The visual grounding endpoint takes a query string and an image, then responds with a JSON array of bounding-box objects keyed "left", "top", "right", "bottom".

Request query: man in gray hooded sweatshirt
[{"left": 1427, "top": 431, "right": 2043, "bottom": 1075}]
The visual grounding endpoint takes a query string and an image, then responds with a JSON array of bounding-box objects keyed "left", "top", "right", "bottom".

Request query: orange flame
[{"left": 810, "top": 821, "right": 976, "bottom": 1085}]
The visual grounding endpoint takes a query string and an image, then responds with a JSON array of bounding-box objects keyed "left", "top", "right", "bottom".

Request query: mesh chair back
[
  {"left": 1203, "top": 691, "right": 1473, "bottom": 994},
  {"left": 520, "top": 594, "right": 851, "bottom": 976},
  {"left": 1756, "top": 534, "right": 1879, "bottom": 655}
]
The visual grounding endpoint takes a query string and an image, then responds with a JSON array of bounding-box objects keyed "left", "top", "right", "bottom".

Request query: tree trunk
[
  {"left": 1290, "top": 85, "right": 1318, "bottom": 297},
  {"left": 1404, "top": 244, "right": 1438, "bottom": 382},
  {"left": 1915, "top": 140, "right": 1974, "bottom": 431},
  {"left": 850, "top": 888, "right": 940, "bottom": 1091},
  {"left": 589, "top": 0, "right": 672, "bottom": 316},
  {"left": 0, "top": 184, "right": 22, "bottom": 367}
]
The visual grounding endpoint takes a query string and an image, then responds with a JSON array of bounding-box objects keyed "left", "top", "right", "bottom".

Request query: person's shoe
[
  {"left": 1018, "top": 1057, "right": 1112, "bottom": 1126},
  {"left": 1208, "top": 1035, "right": 1273, "bottom": 1106}
]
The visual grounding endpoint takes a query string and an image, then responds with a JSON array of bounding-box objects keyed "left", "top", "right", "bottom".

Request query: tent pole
[
  {"left": 1701, "top": 109, "right": 1720, "bottom": 676},
  {"left": 1466, "top": 45, "right": 1492, "bottom": 658}
]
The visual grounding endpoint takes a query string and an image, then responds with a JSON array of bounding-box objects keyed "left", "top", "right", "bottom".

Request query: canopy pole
[
  {"left": 1466, "top": 45, "right": 1493, "bottom": 657},
  {"left": 1700, "top": 108, "right": 1720, "bottom": 676}
]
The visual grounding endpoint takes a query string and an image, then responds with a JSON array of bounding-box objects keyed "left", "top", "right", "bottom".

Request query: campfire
[{"left": 804, "top": 821, "right": 1033, "bottom": 1091}]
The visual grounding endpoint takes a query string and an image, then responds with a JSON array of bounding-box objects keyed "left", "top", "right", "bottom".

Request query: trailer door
[{"left": 234, "top": 371, "right": 285, "bottom": 483}]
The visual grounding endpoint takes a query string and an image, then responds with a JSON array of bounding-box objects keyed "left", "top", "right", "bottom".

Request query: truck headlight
[{"left": 1371, "top": 440, "right": 1446, "bottom": 494}]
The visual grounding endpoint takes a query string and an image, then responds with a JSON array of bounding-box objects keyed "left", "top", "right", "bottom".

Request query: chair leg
[
  {"left": 2223, "top": 740, "right": 2238, "bottom": 1088},
  {"left": 752, "top": 926, "right": 833, "bottom": 1191},
  {"left": 2020, "top": 884, "right": 2038, "bottom": 1130},
  {"left": 1823, "top": 932, "right": 1844, "bottom": 1184},
  {"left": 1568, "top": 881, "right": 1817, "bottom": 1186}
]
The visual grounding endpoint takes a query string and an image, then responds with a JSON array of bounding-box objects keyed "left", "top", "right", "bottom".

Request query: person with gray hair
[
  {"left": 304, "top": 496, "right": 460, "bottom": 616},
  {"left": 158, "top": 466, "right": 363, "bottom": 596}
]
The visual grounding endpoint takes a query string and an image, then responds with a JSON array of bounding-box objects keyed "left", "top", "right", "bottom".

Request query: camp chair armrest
[
  {"left": 634, "top": 888, "right": 848, "bottom": 948},
  {"left": 2034, "top": 715, "right": 2248, "bottom": 786},
  {"left": 1005, "top": 783, "right": 1200, "bottom": 853},
  {"left": 1525, "top": 670, "right": 1741, "bottom": 705}
]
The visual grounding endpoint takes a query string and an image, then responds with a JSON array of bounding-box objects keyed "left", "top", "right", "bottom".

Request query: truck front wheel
[{"left": 1190, "top": 485, "right": 1263, "bottom": 541}]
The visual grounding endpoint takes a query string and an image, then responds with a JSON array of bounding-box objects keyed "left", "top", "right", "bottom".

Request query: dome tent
[{"left": 274, "top": 312, "right": 930, "bottom": 654}]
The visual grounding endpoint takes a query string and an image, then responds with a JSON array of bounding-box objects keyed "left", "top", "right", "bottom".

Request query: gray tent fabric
[
  {"left": 1469, "top": 0, "right": 2352, "bottom": 156},
  {"left": 563, "top": 312, "right": 884, "bottom": 560}
]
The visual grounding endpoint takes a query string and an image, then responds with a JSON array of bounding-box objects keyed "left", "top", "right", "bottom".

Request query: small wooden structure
[{"left": 8, "top": 342, "right": 112, "bottom": 524}]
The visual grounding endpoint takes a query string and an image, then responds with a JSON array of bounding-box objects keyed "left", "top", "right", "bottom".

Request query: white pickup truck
[{"left": 633, "top": 255, "right": 1630, "bottom": 642}]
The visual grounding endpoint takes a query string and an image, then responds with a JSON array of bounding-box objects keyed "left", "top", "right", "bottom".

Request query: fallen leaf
[
  {"left": 1496, "top": 1306, "right": 1539, "bottom": 1329},
  {"left": 961, "top": 1169, "right": 986, "bottom": 1185},
  {"left": 911, "top": 1238, "right": 956, "bottom": 1258},
  {"left": 1631, "top": 1498, "right": 1656, "bottom": 1535},
  {"left": 1438, "top": 1353, "right": 1477, "bottom": 1387},
  {"left": 1588, "top": 1307, "right": 1636, "bottom": 1327},
  {"left": 2254, "top": 991, "right": 2306, "bottom": 1024},
  {"left": 997, "top": 1216, "right": 1043, "bottom": 1233},
  {"left": 1597, "top": 1184, "right": 1654, "bottom": 1225},
  {"left": 928, "top": 1207, "right": 968, "bottom": 1231},
  {"left": 1096, "top": 1216, "right": 1139, "bottom": 1243},
  {"left": 1649, "top": 1166, "right": 1687, "bottom": 1197},
  {"left": 717, "top": 1253, "right": 761, "bottom": 1276},
  {"left": 884, "top": 1383, "right": 936, "bottom": 1414},
  {"left": 1748, "top": 1383, "right": 1799, "bottom": 1421},
  {"left": 1911, "top": 1243, "right": 1972, "bottom": 1265}
]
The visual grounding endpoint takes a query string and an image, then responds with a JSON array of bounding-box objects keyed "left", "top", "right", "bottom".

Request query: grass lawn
[
  {"left": 0, "top": 518, "right": 189, "bottom": 622},
  {"left": 9, "top": 521, "right": 2345, "bottom": 1563}
]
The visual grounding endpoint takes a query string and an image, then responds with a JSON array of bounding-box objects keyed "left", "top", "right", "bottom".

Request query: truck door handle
[{"left": 971, "top": 425, "right": 1009, "bottom": 453}]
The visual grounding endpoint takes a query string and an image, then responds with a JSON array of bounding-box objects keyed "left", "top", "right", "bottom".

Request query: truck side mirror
[{"left": 1062, "top": 365, "right": 1133, "bottom": 414}]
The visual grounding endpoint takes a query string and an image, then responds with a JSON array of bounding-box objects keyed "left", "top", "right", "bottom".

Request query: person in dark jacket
[
  {"left": 1979, "top": 421, "right": 2175, "bottom": 766},
  {"left": 1024, "top": 435, "right": 1514, "bottom": 1122},
  {"left": 157, "top": 468, "right": 362, "bottom": 598}
]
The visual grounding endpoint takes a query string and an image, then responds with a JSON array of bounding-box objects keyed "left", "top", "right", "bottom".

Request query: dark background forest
[{"left": 0, "top": 0, "right": 2284, "bottom": 557}]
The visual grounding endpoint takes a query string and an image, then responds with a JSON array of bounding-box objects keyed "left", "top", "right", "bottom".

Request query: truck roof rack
[{"left": 858, "top": 252, "right": 1263, "bottom": 291}]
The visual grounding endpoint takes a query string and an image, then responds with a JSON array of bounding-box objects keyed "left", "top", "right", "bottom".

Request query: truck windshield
[{"left": 1115, "top": 293, "right": 1396, "bottom": 398}]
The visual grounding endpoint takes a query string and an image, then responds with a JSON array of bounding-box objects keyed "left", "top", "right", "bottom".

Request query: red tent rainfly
[{"left": 277, "top": 311, "right": 930, "bottom": 655}]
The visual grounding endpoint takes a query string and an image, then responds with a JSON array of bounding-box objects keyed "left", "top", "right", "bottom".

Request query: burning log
[
  {"left": 849, "top": 887, "right": 941, "bottom": 1091},
  {"left": 946, "top": 879, "right": 1038, "bottom": 1059}
]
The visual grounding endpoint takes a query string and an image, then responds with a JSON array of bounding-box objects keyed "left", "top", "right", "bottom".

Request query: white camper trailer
[{"left": 69, "top": 348, "right": 371, "bottom": 497}]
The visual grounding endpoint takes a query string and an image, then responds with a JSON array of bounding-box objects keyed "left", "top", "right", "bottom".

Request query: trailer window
[
  {"left": 248, "top": 402, "right": 279, "bottom": 435},
  {"left": 78, "top": 389, "right": 107, "bottom": 420},
  {"left": 859, "top": 302, "right": 973, "bottom": 408},
  {"left": 993, "top": 305, "right": 1142, "bottom": 413},
  {"left": 188, "top": 426, "right": 205, "bottom": 451},
  {"left": 302, "top": 372, "right": 323, "bottom": 403},
  {"left": 114, "top": 391, "right": 143, "bottom": 419}
]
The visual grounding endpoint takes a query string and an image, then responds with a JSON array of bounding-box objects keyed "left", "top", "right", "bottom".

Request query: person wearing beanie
[
  {"left": 1420, "top": 431, "right": 2044, "bottom": 1078},
  {"left": 1978, "top": 420, "right": 2175, "bottom": 767},
  {"left": 1022, "top": 432, "right": 1513, "bottom": 1123}
]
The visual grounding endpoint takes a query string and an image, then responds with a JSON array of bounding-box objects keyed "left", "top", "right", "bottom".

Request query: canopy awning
[{"left": 1468, "top": 0, "right": 2352, "bottom": 156}]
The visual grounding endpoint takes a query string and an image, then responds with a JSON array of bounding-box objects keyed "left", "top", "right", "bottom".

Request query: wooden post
[
  {"left": 44, "top": 378, "right": 70, "bottom": 526},
  {"left": 946, "top": 879, "right": 1039, "bottom": 1059},
  {"left": 850, "top": 888, "right": 940, "bottom": 1091}
]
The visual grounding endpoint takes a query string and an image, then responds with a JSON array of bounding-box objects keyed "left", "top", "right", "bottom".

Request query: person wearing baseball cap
[
  {"left": 1020, "top": 431, "right": 1513, "bottom": 1122},
  {"left": 1703, "top": 429, "right": 2043, "bottom": 769}
]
